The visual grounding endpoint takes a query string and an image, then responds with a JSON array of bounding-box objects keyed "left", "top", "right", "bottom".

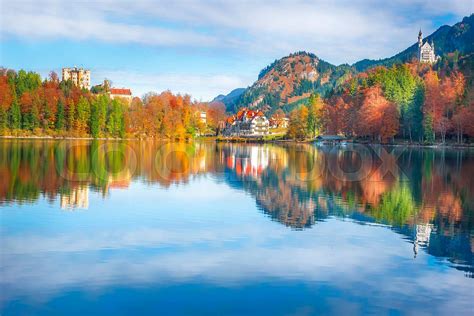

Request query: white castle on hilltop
[{"left": 418, "top": 30, "right": 439, "bottom": 64}]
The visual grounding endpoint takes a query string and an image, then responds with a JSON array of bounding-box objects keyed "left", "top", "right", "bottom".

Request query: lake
[{"left": 0, "top": 140, "right": 473, "bottom": 315}]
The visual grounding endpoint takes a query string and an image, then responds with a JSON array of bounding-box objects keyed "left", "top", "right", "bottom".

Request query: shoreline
[{"left": 1, "top": 135, "right": 473, "bottom": 149}]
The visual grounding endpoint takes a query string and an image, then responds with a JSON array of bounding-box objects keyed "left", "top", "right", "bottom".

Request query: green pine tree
[
  {"left": 90, "top": 99, "right": 100, "bottom": 138},
  {"left": 97, "top": 95, "right": 108, "bottom": 135},
  {"left": 0, "top": 107, "right": 7, "bottom": 132},
  {"left": 9, "top": 98, "right": 21, "bottom": 130},
  {"left": 423, "top": 113, "right": 435, "bottom": 143},
  {"left": 107, "top": 99, "right": 124, "bottom": 137},
  {"left": 67, "top": 101, "right": 76, "bottom": 131},
  {"left": 76, "top": 97, "right": 90, "bottom": 134},
  {"left": 56, "top": 100, "right": 65, "bottom": 130},
  {"left": 23, "top": 105, "right": 40, "bottom": 131}
]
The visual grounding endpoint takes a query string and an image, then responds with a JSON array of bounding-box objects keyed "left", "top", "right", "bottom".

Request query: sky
[{"left": 0, "top": 0, "right": 472, "bottom": 101}]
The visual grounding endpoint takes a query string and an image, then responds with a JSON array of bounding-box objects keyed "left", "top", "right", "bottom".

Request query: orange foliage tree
[{"left": 358, "top": 86, "right": 399, "bottom": 142}]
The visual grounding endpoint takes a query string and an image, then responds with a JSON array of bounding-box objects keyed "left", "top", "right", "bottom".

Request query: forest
[
  {"left": 287, "top": 59, "right": 474, "bottom": 143},
  {"left": 1, "top": 56, "right": 473, "bottom": 144},
  {"left": 0, "top": 69, "right": 226, "bottom": 140}
]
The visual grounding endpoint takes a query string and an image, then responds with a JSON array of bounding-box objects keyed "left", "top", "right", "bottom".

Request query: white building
[
  {"left": 418, "top": 30, "right": 438, "bottom": 64},
  {"left": 224, "top": 109, "right": 270, "bottom": 137},
  {"left": 199, "top": 111, "right": 207, "bottom": 124},
  {"left": 62, "top": 67, "right": 91, "bottom": 90}
]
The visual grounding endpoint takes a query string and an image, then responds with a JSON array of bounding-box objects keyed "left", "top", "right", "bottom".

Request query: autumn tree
[
  {"left": 323, "top": 96, "right": 344, "bottom": 135},
  {"left": 42, "top": 76, "right": 61, "bottom": 129},
  {"left": 20, "top": 91, "right": 40, "bottom": 131},
  {"left": 287, "top": 105, "right": 309, "bottom": 140},
  {"left": 206, "top": 101, "right": 226, "bottom": 132},
  {"left": 452, "top": 104, "right": 474, "bottom": 143},
  {"left": 306, "top": 93, "right": 324, "bottom": 138},
  {"left": 358, "top": 86, "right": 399, "bottom": 142},
  {"left": 440, "top": 71, "right": 466, "bottom": 143},
  {"left": 0, "top": 76, "right": 12, "bottom": 132}
]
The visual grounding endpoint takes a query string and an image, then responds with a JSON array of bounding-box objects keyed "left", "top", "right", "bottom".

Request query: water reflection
[{"left": 0, "top": 139, "right": 473, "bottom": 278}]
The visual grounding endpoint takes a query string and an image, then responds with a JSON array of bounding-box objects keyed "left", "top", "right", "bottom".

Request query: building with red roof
[
  {"left": 223, "top": 108, "right": 269, "bottom": 137},
  {"left": 108, "top": 88, "right": 133, "bottom": 104}
]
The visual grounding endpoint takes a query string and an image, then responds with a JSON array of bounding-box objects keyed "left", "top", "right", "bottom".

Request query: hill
[
  {"left": 353, "top": 14, "right": 474, "bottom": 71},
  {"left": 230, "top": 52, "right": 353, "bottom": 113},
  {"left": 217, "top": 14, "right": 473, "bottom": 113},
  {"left": 212, "top": 88, "right": 245, "bottom": 110}
]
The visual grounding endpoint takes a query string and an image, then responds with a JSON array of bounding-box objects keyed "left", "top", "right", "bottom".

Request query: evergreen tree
[
  {"left": 97, "top": 95, "right": 108, "bottom": 135},
  {"left": 31, "top": 105, "right": 40, "bottom": 130},
  {"left": 0, "top": 107, "right": 7, "bottom": 132},
  {"left": 9, "top": 98, "right": 21, "bottom": 130},
  {"left": 107, "top": 99, "right": 125, "bottom": 137},
  {"left": 56, "top": 100, "right": 65, "bottom": 130},
  {"left": 67, "top": 101, "right": 75, "bottom": 131},
  {"left": 76, "top": 97, "right": 90, "bottom": 134},
  {"left": 23, "top": 105, "right": 40, "bottom": 130},
  {"left": 406, "top": 84, "right": 424, "bottom": 142},
  {"left": 90, "top": 99, "right": 100, "bottom": 138},
  {"left": 423, "top": 113, "right": 435, "bottom": 143}
]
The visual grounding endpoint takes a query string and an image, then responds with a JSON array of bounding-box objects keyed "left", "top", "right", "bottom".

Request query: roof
[
  {"left": 110, "top": 88, "right": 132, "bottom": 96},
  {"left": 226, "top": 116, "right": 235, "bottom": 124},
  {"left": 421, "top": 42, "right": 432, "bottom": 49},
  {"left": 226, "top": 108, "right": 268, "bottom": 126}
]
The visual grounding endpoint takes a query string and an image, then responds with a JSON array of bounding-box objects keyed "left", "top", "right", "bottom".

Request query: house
[
  {"left": 108, "top": 88, "right": 133, "bottom": 104},
  {"left": 224, "top": 108, "right": 270, "bottom": 137},
  {"left": 198, "top": 111, "right": 207, "bottom": 124},
  {"left": 269, "top": 116, "right": 289, "bottom": 129}
]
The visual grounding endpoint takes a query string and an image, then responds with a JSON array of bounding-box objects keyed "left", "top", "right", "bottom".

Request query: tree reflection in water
[{"left": 0, "top": 139, "right": 472, "bottom": 277}]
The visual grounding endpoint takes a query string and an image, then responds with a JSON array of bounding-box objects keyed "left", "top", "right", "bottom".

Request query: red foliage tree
[{"left": 358, "top": 86, "right": 399, "bottom": 142}]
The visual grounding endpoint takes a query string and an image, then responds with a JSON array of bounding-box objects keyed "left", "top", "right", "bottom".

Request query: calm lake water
[{"left": 0, "top": 140, "right": 473, "bottom": 315}]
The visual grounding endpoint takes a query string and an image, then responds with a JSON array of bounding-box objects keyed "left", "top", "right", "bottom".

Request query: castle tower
[{"left": 417, "top": 30, "right": 437, "bottom": 64}]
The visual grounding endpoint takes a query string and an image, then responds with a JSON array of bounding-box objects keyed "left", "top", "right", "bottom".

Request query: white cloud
[
  {"left": 1, "top": 1, "right": 218, "bottom": 47},
  {"left": 93, "top": 69, "right": 252, "bottom": 101},
  {"left": 1, "top": 218, "right": 472, "bottom": 313},
  {"left": 1, "top": 0, "right": 472, "bottom": 100},
  {"left": 2, "top": 0, "right": 472, "bottom": 65}
]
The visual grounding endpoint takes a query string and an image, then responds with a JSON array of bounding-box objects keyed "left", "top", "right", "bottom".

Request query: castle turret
[{"left": 418, "top": 30, "right": 437, "bottom": 64}]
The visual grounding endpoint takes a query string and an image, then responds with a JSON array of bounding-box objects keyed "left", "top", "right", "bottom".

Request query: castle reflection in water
[{"left": 0, "top": 139, "right": 472, "bottom": 277}]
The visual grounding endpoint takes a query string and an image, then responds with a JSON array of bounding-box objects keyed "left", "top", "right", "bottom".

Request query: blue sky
[{"left": 0, "top": 0, "right": 472, "bottom": 100}]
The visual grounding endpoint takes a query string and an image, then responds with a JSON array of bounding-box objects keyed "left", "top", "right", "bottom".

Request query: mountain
[
  {"left": 231, "top": 52, "right": 353, "bottom": 113},
  {"left": 217, "top": 14, "right": 473, "bottom": 113},
  {"left": 353, "top": 14, "right": 474, "bottom": 71},
  {"left": 212, "top": 88, "right": 245, "bottom": 110}
]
